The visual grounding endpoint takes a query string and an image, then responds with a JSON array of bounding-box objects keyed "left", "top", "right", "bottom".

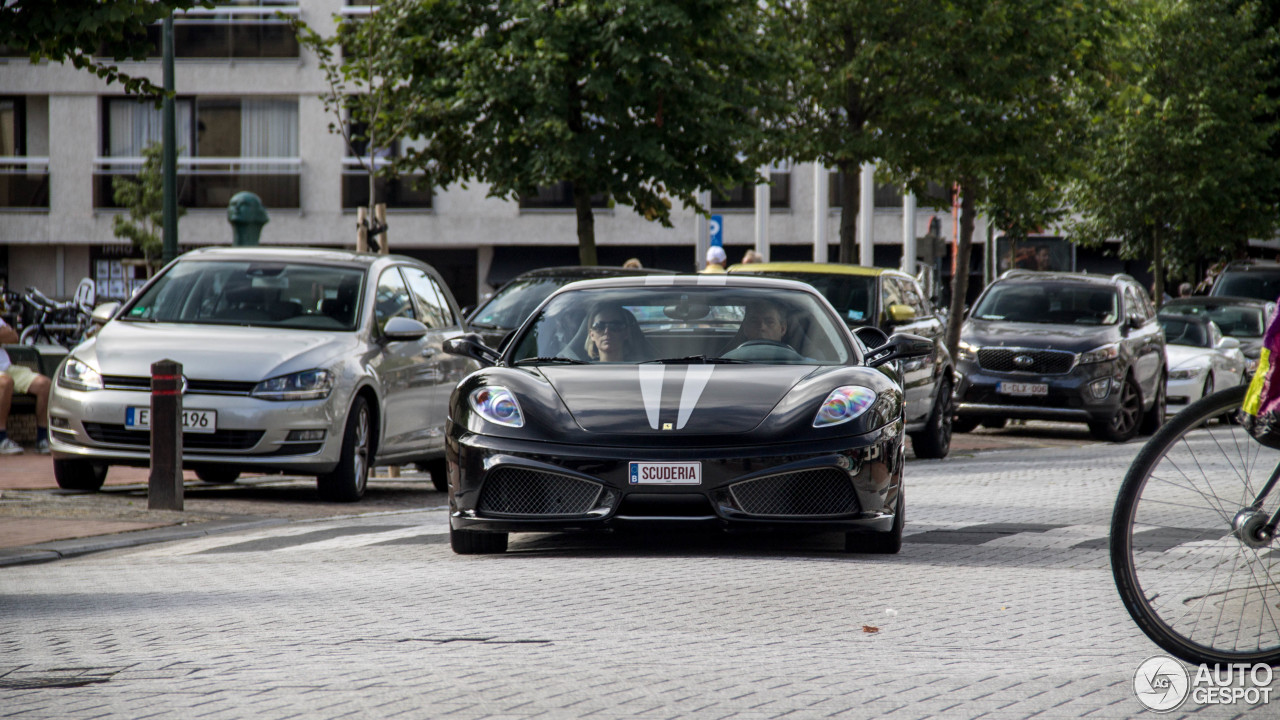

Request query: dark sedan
[{"left": 441, "top": 275, "right": 931, "bottom": 554}]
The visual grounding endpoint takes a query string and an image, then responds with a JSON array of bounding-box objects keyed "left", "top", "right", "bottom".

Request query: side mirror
[
  {"left": 865, "top": 333, "right": 934, "bottom": 368},
  {"left": 382, "top": 316, "right": 429, "bottom": 342},
  {"left": 1127, "top": 316, "right": 1144, "bottom": 330},
  {"left": 1218, "top": 336, "right": 1241, "bottom": 350},
  {"left": 886, "top": 303, "right": 917, "bottom": 325},
  {"left": 853, "top": 325, "right": 891, "bottom": 350},
  {"left": 443, "top": 332, "right": 501, "bottom": 366},
  {"left": 90, "top": 301, "right": 121, "bottom": 325}
]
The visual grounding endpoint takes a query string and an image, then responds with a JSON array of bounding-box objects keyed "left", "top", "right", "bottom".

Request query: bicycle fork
[{"left": 1234, "top": 462, "right": 1280, "bottom": 549}]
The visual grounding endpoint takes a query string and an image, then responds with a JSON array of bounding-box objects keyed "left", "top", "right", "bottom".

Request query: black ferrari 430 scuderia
[{"left": 442, "top": 275, "right": 931, "bottom": 554}]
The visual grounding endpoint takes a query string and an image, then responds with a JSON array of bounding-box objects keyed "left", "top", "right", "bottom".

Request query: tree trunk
[
  {"left": 573, "top": 183, "right": 598, "bottom": 266},
  {"left": 837, "top": 162, "right": 859, "bottom": 264},
  {"left": 1152, "top": 225, "right": 1164, "bottom": 310},
  {"left": 944, "top": 181, "right": 976, "bottom": 362}
]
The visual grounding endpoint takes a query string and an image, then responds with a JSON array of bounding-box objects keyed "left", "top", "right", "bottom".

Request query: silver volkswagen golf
[{"left": 49, "top": 247, "right": 478, "bottom": 501}]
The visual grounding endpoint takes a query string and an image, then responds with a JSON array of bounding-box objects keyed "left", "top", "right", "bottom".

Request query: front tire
[
  {"left": 1138, "top": 372, "right": 1166, "bottom": 436},
  {"left": 418, "top": 458, "right": 448, "bottom": 493},
  {"left": 317, "top": 396, "right": 371, "bottom": 502},
  {"left": 909, "top": 378, "right": 952, "bottom": 459},
  {"left": 450, "top": 526, "right": 508, "bottom": 554},
  {"left": 1089, "top": 375, "right": 1142, "bottom": 442},
  {"left": 53, "top": 458, "right": 107, "bottom": 491},
  {"left": 195, "top": 467, "right": 240, "bottom": 484},
  {"left": 846, "top": 488, "right": 904, "bottom": 554}
]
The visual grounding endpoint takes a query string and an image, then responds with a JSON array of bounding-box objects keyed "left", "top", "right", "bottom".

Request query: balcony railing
[
  {"left": 341, "top": 158, "right": 432, "bottom": 210},
  {"left": 93, "top": 157, "right": 301, "bottom": 209},
  {"left": 0, "top": 157, "right": 50, "bottom": 210},
  {"left": 102, "top": 5, "right": 302, "bottom": 59}
]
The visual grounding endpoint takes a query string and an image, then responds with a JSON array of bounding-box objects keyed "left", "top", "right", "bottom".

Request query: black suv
[
  {"left": 954, "top": 270, "right": 1166, "bottom": 442},
  {"left": 1210, "top": 260, "right": 1280, "bottom": 303}
]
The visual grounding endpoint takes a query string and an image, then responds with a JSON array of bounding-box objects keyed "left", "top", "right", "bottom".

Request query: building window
[
  {"left": 519, "top": 181, "right": 609, "bottom": 210},
  {"left": 0, "top": 97, "right": 49, "bottom": 210},
  {"left": 341, "top": 121, "right": 433, "bottom": 210},
  {"left": 113, "top": 1, "right": 301, "bottom": 59},
  {"left": 829, "top": 173, "right": 950, "bottom": 208},
  {"left": 96, "top": 96, "right": 300, "bottom": 209},
  {"left": 711, "top": 169, "right": 790, "bottom": 210}
]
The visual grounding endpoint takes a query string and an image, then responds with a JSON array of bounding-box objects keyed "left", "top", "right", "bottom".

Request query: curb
[{"left": 0, "top": 515, "right": 289, "bottom": 568}]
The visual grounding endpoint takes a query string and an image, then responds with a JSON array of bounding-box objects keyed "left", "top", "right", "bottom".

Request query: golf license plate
[
  {"left": 997, "top": 382, "right": 1048, "bottom": 397},
  {"left": 628, "top": 461, "right": 701, "bottom": 485},
  {"left": 125, "top": 406, "right": 217, "bottom": 434}
]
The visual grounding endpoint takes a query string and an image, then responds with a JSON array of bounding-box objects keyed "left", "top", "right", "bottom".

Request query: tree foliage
[
  {"left": 1068, "top": 0, "right": 1280, "bottom": 300},
  {"left": 111, "top": 142, "right": 183, "bottom": 274},
  {"left": 384, "top": 0, "right": 785, "bottom": 265},
  {"left": 0, "top": 0, "right": 211, "bottom": 97}
]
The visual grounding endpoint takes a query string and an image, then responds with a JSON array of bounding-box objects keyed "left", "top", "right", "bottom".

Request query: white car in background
[{"left": 1159, "top": 312, "right": 1246, "bottom": 411}]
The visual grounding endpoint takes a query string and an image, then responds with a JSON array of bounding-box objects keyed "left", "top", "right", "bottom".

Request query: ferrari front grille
[
  {"left": 477, "top": 467, "right": 603, "bottom": 517},
  {"left": 729, "top": 468, "right": 858, "bottom": 517}
]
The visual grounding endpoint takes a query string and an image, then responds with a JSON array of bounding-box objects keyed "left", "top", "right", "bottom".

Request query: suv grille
[
  {"left": 978, "top": 348, "right": 1075, "bottom": 374},
  {"left": 729, "top": 468, "right": 858, "bottom": 517},
  {"left": 477, "top": 467, "right": 603, "bottom": 517}
]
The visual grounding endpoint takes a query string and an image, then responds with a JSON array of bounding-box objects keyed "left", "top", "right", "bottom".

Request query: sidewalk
[{"left": 0, "top": 423, "right": 1100, "bottom": 567}]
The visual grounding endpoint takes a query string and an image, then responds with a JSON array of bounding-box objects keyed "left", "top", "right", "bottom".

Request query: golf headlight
[
  {"left": 58, "top": 357, "right": 104, "bottom": 391},
  {"left": 1079, "top": 343, "right": 1119, "bottom": 365},
  {"left": 470, "top": 386, "right": 524, "bottom": 428},
  {"left": 252, "top": 369, "right": 334, "bottom": 400},
  {"left": 813, "top": 386, "right": 877, "bottom": 428},
  {"left": 1168, "top": 368, "right": 1201, "bottom": 380},
  {"left": 957, "top": 341, "right": 978, "bottom": 361}
]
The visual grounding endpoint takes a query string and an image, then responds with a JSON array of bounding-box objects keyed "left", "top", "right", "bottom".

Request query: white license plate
[
  {"left": 125, "top": 407, "right": 217, "bottom": 434},
  {"left": 997, "top": 382, "right": 1048, "bottom": 397},
  {"left": 628, "top": 461, "right": 701, "bottom": 485}
]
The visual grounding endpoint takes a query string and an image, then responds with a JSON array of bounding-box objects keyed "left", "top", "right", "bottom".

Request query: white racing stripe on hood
[
  {"left": 638, "top": 364, "right": 666, "bottom": 429},
  {"left": 676, "top": 365, "right": 715, "bottom": 429}
]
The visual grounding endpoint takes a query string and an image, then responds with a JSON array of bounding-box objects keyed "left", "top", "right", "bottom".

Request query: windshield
[
  {"left": 1160, "top": 317, "right": 1211, "bottom": 348},
  {"left": 509, "top": 286, "right": 853, "bottom": 365},
  {"left": 972, "top": 284, "right": 1118, "bottom": 325},
  {"left": 122, "top": 260, "right": 366, "bottom": 330},
  {"left": 741, "top": 272, "right": 876, "bottom": 325},
  {"left": 1211, "top": 271, "right": 1280, "bottom": 302},
  {"left": 1165, "top": 303, "right": 1264, "bottom": 338},
  {"left": 469, "top": 277, "right": 568, "bottom": 330}
]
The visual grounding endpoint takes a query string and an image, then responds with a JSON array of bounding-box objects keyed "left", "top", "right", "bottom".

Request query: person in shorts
[{"left": 0, "top": 317, "right": 51, "bottom": 454}]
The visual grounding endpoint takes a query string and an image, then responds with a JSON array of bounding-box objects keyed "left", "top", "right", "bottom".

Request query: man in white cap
[{"left": 701, "top": 245, "right": 727, "bottom": 273}]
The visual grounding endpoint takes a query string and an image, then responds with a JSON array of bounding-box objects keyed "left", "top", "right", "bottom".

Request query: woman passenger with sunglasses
[{"left": 584, "top": 304, "right": 643, "bottom": 362}]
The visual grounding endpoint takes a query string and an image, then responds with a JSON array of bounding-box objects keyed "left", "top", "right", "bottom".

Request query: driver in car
[{"left": 740, "top": 300, "right": 789, "bottom": 345}]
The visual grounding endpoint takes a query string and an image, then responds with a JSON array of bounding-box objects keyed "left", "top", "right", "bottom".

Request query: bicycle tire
[{"left": 1111, "top": 384, "right": 1280, "bottom": 665}]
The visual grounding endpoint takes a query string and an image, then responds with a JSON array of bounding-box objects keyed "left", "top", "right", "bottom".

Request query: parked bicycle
[
  {"left": 18, "top": 284, "right": 94, "bottom": 349},
  {"left": 1111, "top": 383, "right": 1280, "bottom": 665}
]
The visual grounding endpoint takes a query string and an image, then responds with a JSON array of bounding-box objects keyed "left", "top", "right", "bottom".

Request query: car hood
[
  {"left": 84, "top": 321, "right": 355, "bottom": 381},
  {"left": 962, "top": 319, "right": 1120, "bottom": 353},
  {"left": 1166, "top": 344, "right": 1213, "bottom": 370},
  {"left": 538, "top": 364, "right": 816, "bottom": 434}
]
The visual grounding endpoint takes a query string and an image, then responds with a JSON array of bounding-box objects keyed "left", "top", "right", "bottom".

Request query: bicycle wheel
[{"left": 1112, "top": 384, "right": 1280, "bottom": 665}]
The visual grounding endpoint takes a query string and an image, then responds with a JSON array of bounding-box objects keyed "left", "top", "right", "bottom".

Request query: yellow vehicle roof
[{"left": 728, "top": 262, "right": 892, "bottom": 278}]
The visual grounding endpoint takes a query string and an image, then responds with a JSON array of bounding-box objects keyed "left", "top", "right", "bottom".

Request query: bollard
[{"left": 149, "top": 359, "right": 184, "bottom": 511}]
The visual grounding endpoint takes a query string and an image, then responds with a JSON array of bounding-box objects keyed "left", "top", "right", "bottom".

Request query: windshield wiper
[
  {"left": 514, "top": 356, "right": 589, "bottom": 366},
  {"left": 643, "top": 355, "right": 751, "bottom": 365}
]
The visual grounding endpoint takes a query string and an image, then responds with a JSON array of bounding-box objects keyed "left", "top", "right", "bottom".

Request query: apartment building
[{"left": 0, "top": 0, "right": 996, "bottom": 308}]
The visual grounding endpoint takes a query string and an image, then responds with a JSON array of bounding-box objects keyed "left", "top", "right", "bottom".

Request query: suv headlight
[
  {"left": 469, "top": 386, "right": 524, "bottom": 428},
  {"left": 813, "top": 386, "right": 877, "bottom": 428},
  {"left": 1078, "top": 343, "right": 1119, "bottom": 365},
  {"left": 957, "top": 341, "right": 978, "bottom": 361},
  {"left": 58, "top": 357, "right": 104, "bottom": 391},
  {"left": 251, "top": 369, "right": 334, "bottom": 401}
]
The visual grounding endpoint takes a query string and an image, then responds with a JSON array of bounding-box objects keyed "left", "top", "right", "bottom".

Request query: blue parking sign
[{"left": 710, "top": 214, "right": 723, "bottom": 246}]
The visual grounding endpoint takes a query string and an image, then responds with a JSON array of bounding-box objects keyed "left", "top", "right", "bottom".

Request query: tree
[
  {"left": 1068, "top": 0, "right": 1280, "bottom": 304},
  {"left": 112, "top": 142, "right": 183, "bottom": 275},
  {"left": 873, "top": 0, "right": 1116, "bottom": 358},
  {"left": 0, "top": 1, "right": 211, "bottom": 97},
  {"left": 387, "top": 0, "right": 784, "bottom": 266}
]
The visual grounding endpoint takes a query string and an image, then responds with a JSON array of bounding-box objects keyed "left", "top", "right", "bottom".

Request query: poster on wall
[{"left": 996, "top": 236, "right": 1075, "bottom": 274}]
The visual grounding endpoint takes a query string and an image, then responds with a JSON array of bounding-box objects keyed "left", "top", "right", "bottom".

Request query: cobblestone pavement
[{"left": 0, "top": 439, "right": 1271, "bottom": 719}]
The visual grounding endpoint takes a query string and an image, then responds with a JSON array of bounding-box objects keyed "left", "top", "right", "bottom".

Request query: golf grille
[
  {"left": 978, "top": 348, "right": 1075, "bottom": 374},
  {"left": 477, "top": 467, "right": 603, "bottom": 517},
  {"left": 82, "top": 423, "right": 263, "bottom": 450},
  {"left": 729, "top": 468, "right": 858, "bottom": 517}
]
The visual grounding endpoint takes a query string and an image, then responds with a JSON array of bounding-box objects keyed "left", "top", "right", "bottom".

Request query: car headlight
[
  {"left": 469, "top": 386, "right": 524, "bottom": 428},
  {"left": 58, "top": 357, "right": 104, "bottom": 391},
  {"left": 957, "top": 341, "right": 978, "bottom": 361},
  {"left": 813, "top": 386, "right": 877, "bottom": 428},
  {"left": 1168, "top": 367, "right": 1203, "bottom": 380},
  {"left": 251, "top": 369, "right": 334, "bottom": 401},
  {"left": 1079, "top": 343, "right": 1119, "bottom": 365}
]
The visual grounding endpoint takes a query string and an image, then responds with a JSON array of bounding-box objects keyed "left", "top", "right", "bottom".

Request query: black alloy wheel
[
  {"left": 1089, "top": 375, "right": 1142, "bottom": 442},
  {"left": 910, "top": 378, "right": 953, "bottom": 459}
]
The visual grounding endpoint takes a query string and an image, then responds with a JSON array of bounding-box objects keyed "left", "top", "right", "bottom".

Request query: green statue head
[{"left": 228, "top": 191, "right": 269, "bottom": 246}]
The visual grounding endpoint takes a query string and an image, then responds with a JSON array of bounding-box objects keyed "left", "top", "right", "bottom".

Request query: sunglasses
[{"left": 591, "top": 320, "right": 626, "bottom": 333}]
